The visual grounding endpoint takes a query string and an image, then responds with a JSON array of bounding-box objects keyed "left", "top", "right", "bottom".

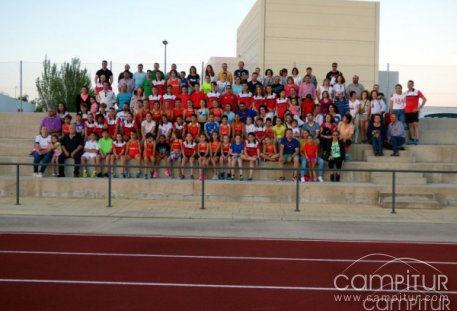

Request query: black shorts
[
  {"left": 405, "top": 112, "right": 419, "bottom": 124},
  {"left": 199, "top": 152, "right": 207, "bottom": 157}
]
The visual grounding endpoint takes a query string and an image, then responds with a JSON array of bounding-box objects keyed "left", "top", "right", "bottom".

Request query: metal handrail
[{"left": 4, "top": 162, "right": 457, "bottom": 214}]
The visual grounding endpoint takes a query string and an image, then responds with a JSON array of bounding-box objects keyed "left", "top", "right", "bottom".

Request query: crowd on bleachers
[{"left": 32, "top": 60, "right": 427, "bottom": 182}]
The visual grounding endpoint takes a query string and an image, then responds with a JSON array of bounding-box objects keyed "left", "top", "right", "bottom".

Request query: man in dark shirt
[
  {"left": 235, "top": 102, "right": 257, "bottom": 123},
  {"left": 95, "top": 60, "right": 113, "bottom": 85},
  {"left": 58, "top": 124, "right": 84, "bottom": 177},
  {"left": 117, "top": 64, "right": 133, "bottom": 82},
  {"left": 247, "top": 72, "right": 263, "bottom": 94},
  {"left": 271, "top": 76, "right": 284, "bottom": 96},
  {"left": 325, "top": 62, "right": 343, "bottom": 86},
  {"left": 234, "top": 61, "right": 249, "bottom": 83}
]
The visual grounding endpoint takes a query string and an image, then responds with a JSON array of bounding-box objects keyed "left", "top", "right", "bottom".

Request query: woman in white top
[
  {"left": 130, "top": 87, "right": 145, "bottom": 113},
  {"left": 158, "top": 115, "right": 173, "bottom": 143},
  {"left": 348, "top": 91, "right": 361, "bottom": 142},
  {"left": 317, "top": 79, "right": 334, "bottom": 100},
  {"left": 33, "top": 126, "right": 53, "bottom": 177},
  {"left": 390, "top": 84, "right": 406, "bottom": 124},
  {"left": 332, "top": 75, "right": 346, "bottom": 99},
  {"left": 291, "top": 67, "right": 302, "bottom": 85},
  {"left": 141, "top": 112, "right": 157, "bottom": 141}
]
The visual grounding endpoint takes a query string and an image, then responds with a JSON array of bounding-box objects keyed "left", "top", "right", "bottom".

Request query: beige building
[{"left": 208, "top": 0, "right": 380, "bottom": 87}]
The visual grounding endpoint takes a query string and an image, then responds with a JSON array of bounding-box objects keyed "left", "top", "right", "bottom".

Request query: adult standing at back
[
  {"left": 234, "top": 61, "right": 249, "bottom": 83},
  {"left": 346, "top": 75, "right": 365, "bottom": 99},
  {"left": 75, "top": 86, "right": 91, "bottom": 113},
  {"left": 404, "top": 80, "right": 427, "bottom": 145},
  {"left": 133, "top": 64, "right": 146, "bottom": 93},
  {"left": 95, "top": 60, "right": 113, "bottom": 85},
  {"left": 217, "top": 63, "right": 233, "bottom": 84},
  {"left": 117, "top": 64, "right": 133, "bottom": 82},
  {"left": 390, "top": 84, "right": 406, "bottom": 124},
  {"left": 326, "top": 62, "right": 343, "bottom": 87},
  {"left": 151, "top": 63, "right": 164, "bottom": 81}
]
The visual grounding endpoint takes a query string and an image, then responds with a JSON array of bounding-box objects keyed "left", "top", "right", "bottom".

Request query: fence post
[
  {"left": 16, "top": 164, "right": 20, "bottom": 205},
  {"left": 19, "top": 60, "right": 23, "bottom": 112},
  {"left": 295, "top": 168, "right": 300, "bottom": 212},
  {"left": 391, "top": 171, "right": 396, "bottom": 214},
  {"left": 201, "top": 166, "right": 205, "bottom": 210},
  {"left": 107, "top": 166, "right": 112, "bottom": 208}
]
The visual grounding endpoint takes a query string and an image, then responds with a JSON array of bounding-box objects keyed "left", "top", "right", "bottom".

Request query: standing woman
[
  {"left": 284, "top": 76, "right": 299, "bottom": 98},
  {"left": 232, "top": 76, "right": 243, "bottom": 95},
  {"left": 326, "top": 130, "right": 346, "bottom": 182},
  {"left": 75, "top": 86, "right": 90, "bottom": 113},
  {"left": 204, "top": 65, "right": 216, "bottom": 82},
  {"left": 291, "top": 67, "right": 302, "bottom": 85},
  {"left": 358, "top": 90, "right": 370, "bottom": 143},
  {"left": 332, "top": 75, "right": 346, "bottom": 99},
  {"left": 263, "top": 69, "right": 274, "bottom": 87},
  {"left": 187, "top": 66, "right": 200, "bottom": 93},
  {"left": 317, "top": 79, "right": 334, "bottom": 101}
]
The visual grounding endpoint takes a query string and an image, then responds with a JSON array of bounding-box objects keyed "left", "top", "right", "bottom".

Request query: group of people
[{"left": 32, "top": 61, "right": 427, "bottom": 182}]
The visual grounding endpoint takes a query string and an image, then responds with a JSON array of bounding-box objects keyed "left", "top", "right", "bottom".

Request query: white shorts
[{"left": 82, "top": 152, "right": 97, "bottom": 159}]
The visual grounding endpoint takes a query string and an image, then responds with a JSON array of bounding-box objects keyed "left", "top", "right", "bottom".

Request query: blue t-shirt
[
  {"left": 334, "top": 98, "right": 350, "bottom": 116},
  {"left": 230, "top": 142, "right": 244, "bottom": 155},
  {"left": 117, "top": 92, "right": 133, "bottom": 111},
  {"left": 280, "top": 137, "right": 299, "bottom": 155},
  {"left": 133, "top": 72, "right": 146, "bottom": 90},
  {"left": 204, "top": 121, "right": 220, "bottom": 136},
  {"left": 235, "top": 109, "right": 257, "bottom": 124}
]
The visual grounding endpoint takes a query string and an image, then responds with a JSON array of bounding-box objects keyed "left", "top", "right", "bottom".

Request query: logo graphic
[{"left": 333, "top": 253, "right": 452, "bottom": 310}]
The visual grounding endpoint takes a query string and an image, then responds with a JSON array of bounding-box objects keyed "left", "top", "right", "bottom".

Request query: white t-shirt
[
  {"left": 391, "top": 93, "right": 406, "bottom": 110},
  {"left": 35, "top": 135, "right": 51, "bottom": 150},
  {"left": 142, "top": 120, "right": 156, "bottom": 135},
  {"left": 319, "top": 86, "right": 333, "bottom": 100},
  {"left": 245, "top": 124, "right": 255, "bottom": 135},
  {"left": 158, "top": 122, "right": 173, "bottom": 136},
  {"left": 84, "top": 140, "right": 99, "bottom": 152},
  {"left": 332, "top": 83, "right": 346, "bottom": 96},
  {"left": 349, "top": 100, "right": 360, "bottom": 119}
]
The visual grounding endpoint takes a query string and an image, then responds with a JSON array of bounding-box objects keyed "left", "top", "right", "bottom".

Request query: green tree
[{"left": 36, "top": 56, "right": 92, "bottom": 112}]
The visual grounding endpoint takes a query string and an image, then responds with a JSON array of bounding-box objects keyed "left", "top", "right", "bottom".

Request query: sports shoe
[
  {"left": 212, "top": 175, "right": 218, "bottom": 180},
  {"left": 97, "top": 172, "right": 103, "bottom": 178},
  {"left": 37, "top": 172, "right": 43, "bottom": 178},
  {"left": 153, "top": 172, "right": 158, "bottom": 178},
  {"left": 111, "top": 172, "right": 116, "bottom": 178},
  {"left": 144, "top": 174, "right": 149, "bottom": 180},
  {"left": 407, "top": 139, "right": 415, "bottom": 145},
  {"left": 276, "top": 176, "right": 285, "bottom": 181},
  {"left": 247, "top": 177, "right": 253, "bottom": 181},
  {"left": 91, "top": 171, "right": 97, "bottom": 178},
  {"left": 122, "top": 172, "right": 128, "bottom": 178},
  {"left": 104, "top": 173, "right": 109, "bottom": 178},
  {"left": 165, "top": 169, "right": 171, "bottom": 177},
  {"left": 300, "top": 176, "right": 305, "bottom": 183},
  {"left": 82, "top": 171, "right": 88, "bottom": 178},
  {"left": 239, "top": 175, "right": 244, "bottom": 181},
  {"left": 180, "top": 175, "right": 185, "bottom": 180},
  {"left": 230, "top": 175, "right": 235, "bottom": 180},
  {"left": 51, "top": 173, "right": 56, "bottom": 177},
  {"left": 190, "top": 174, "right": 194, "bottom": 180},
  {"left": 318, "top": 176, "right": 324, "bottom": 182},
  {"left": 414, "top": 139, "right": 420, "bottom": 145},
  {"left": 136, "top": 171, "right": 141, "bottom": 178},
  {"left": 33, "top": 173, "right": 38, "bottom": 177},
  {"left": 198, "top": 175, "right": 202, "bottom": 180}
]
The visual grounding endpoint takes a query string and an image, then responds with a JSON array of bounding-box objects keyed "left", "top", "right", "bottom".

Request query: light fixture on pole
[{"left": 162, "top": 40, "right": 168, "bottom": 74}]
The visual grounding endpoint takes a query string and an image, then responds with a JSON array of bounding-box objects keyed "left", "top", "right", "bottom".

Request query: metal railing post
[
  {"left": 295, "top": 168, "right": 300, "bottom": 212},
  {"left": 107, "top": 165, "right": 112, "bottom": 208},
  {"left": 201, "top": 166, "right": 205, "bottom": 210},
  {"left": 391, "top": 171, "right": 396, "bottom": 214},
  {"left": 16, "top": 164, "right": 20, "bottom": 205}
]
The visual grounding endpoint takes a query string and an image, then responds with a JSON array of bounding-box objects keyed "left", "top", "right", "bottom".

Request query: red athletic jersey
[
  {"left": 188, "top": 123, "right": 200, "bottom": 139},
  {"left": 105, "top": 118, "right": 117, "bottom": 137},
  {"left": 94, "top": 122, "right": 105, "bottom": 138},
  {"left": 244, "top": 141, "right": 260, "bottom": 157},
  {"left": 219, "top": 124, "right": 231, "bottom": 137},
  {"left": 252, "top": 96, "right": 266, "bottom": 111},
  {"left": 404, "top": 89, "right": 424, "bottom": 113},
  {"left": 265, "top": 127, "right": 274, "bottom": 139},
  {"left": 210, "top": 141, "right": 221, "bottom": 155},
  {"left": 211, "top": 107, "right": 223, "bottom": 120},
  {"left": 152, "top": 80, "right": 166, "bottom": 95},
  {"left": 127, "top": 140, "right": 140, "bottom": 157},
  {"left": 238, "top": 92, "right": 252, "bottom": 108},
  {"left": 171, "top": 139, "right": 183, "bottom": 152},
  {"left": 265, "top": 93, "right": 277, "bottom": 112},
  {"left": 221, "top": 143, "right": 230, "bottom": 154},
  {"left": 190, "top": 91, "right": 206, "bottom": 109},
  {"left": 184, "top": 109, "right": 195, "bottom": 121},
  {"left": 198, "top": 142, "right": 208, "bottom": 154},
  {"left": 177, "top": 94, "right": 191, "bottom": 109},
  {"left": 253, "top": 126, "right": 266, "bottom": 141},
  {"left": 183, "top": 141, "right": 196, "bottom": 157},
  {"left": 162, "top": 94, "right": 176, "bottom": 109},
  {"left": 113, "top": 141, "right": 126, "bottom": 155},
  {"left": 144, "top": 142, "right": 155, "bottom": 157},
  {"left": 276, "top": 98, "right": 288, "bottom": 119},
  {"left": 233, "top": 121, "right": 244, "bottom": 136},
  {"left": 84, "top": 121, "right": 96, "bottom": 136},
  {"left": 264, "top": 143, "right": 275, "bottom": 154},
  {"left": 220, "top": 93, "right": 238, "bottom": 112},
  {"left": 173, "top": 108, "right": 184, "bottom": 121},
  {"left": 151, "top": 110, "right": 162, "bottom": 123},
  {"left": 303, "top": 143, "right": 318, "bottom": 158},
  {"left": 173, "top": 122, "right": 187, "bottom": 136},
  {"left": 301, "top": 98, "right": 315, "bottom": 118},
  {"left": 206, "top": 92, "right": 220, "bottom": 109},
  {"left": 122, "top": 120, "right": 138, "bottom": 137}
]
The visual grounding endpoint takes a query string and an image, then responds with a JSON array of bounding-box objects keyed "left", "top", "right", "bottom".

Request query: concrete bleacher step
[
  {"left": 379, "top": 197, "right": 441, "bottom": 209},
  {"left": 365, "top": 155, "right": 416, "bottom": 163},
  {"left": 0, "top": 138, "right": 33, "bottom": 156},
  {"left": 370, "top": 172, "right": 427, "bottom": 185}
]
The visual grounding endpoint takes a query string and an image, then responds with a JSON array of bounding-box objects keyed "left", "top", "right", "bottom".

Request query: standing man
[
  {"left": 247, "top": 72, "right": 263, "bottom": 94},
  {"left": 234, "top": 61, "right": 249, "bottom": 83},
  {"left": 305, "top": 67, "right": 318, "bottom": 87},
  {"left": 346, "top": 75, "right": 365, "bottom": 99},
  {"left": 326, "top": 62, "right": 343, "bottom": 87},
  {"left": 95, "top": 60, "right": 113, "bottom": 85},
  {"left": 277, "top": 129, "right": 300, "bottom": 181},
  {"left": 404, "top": 80, "right": 427, "bottom": 145},
  {"left": 217, "top": 63, "right": 233, "bottom": 84},
  {"left": 298, "top": 75, "right": 316, "bottom": 101},
  {"left": 117, "top": 64, "right": 133, "bottom": 82},
  {"left": 151, "top": 63, "right": 164, "bottom": 81},
  {"left": 165, "top": 64, "right": 178, "bottom": 80},
  {"left": 133, "top": 64, "right": 146, "bottom": 92},
  {"left": 58, "top": 124, "right": 84, "bottom": 178},
  {"left": 98, "top": 81, "right": 117, "bottom": 109}
]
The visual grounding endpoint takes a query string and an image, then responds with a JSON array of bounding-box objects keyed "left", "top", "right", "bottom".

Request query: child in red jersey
[
  {"left": 211, "top": 100, "right": 223, "bottom": 122},
  {"left": 302, "top": 135, "right": 319, "bottom": 182},
  {"left": 252, "top": 85, "right": 265, "bottom": 111},
  {"left": 173, "top": 115, "right": 187, "bottom": 138},
  {"left": 184, "top": 100, "right": 195, "bottom": 123},
  {"left": 150, "top": 101, "right": 162, "bottom": 123},
  {"left": 219, "top": 115, "right": 231, "bottom": 139},
  {"left": 260, "top": 136, "right": 279, "bottom": 162},
  {"left": 265, "top": 85, "right": 277, "bottom": 113},
  {"left": 276, "top": 90, "right": 289, "bottom": 120},
  {"left": 242, "top": 133, "right": 260, "bottom": 181},
  {"left": 231, "top": 114, "right": 244, "bottom": 140},
  {"left": 163, "top": 85, "right": 176, "bottom": 109},
  {"left": 264, "top": 118, "right": 274, "bottom": 140},
  {"left": 208, "top": 132, "right": 221, "bottom": 180},
  {"left": 219, "top": 134, "right": 231, "bottom": 180},
  {"left": 190, "top": 83, "right": 206, "bottom": 109},
  {"left": 121, "top": 112, "right": 138, "bottom": 142},
  {"left": 142, "top": 133, "right": 155, "bottom": 179},
  {"left": 197, "top": 134, "right": 209, "bottom": 180},
  {"left": 181, "top": 133, "right": 197, "bottom": 179},
  {"left": 173, "top": 99, "right": 184, "bottom": 122},
  {"left": 105, "top": 107, "right": 118, "bottom": 138},
  {"left": 61, "top": 115, "right": 72, "bottom": 139},
  {"left": 110, "top": 133, "right": 126, "bottom": 178},
  {"left": 162, "top": 100, "right": 174, "bottom": 122},
  {"left": 121, "top": 131, "right": 141, "bottom": 178},
  {"left": 253, "top": 117, "right": 266, "bottom": 144},
  {"left": 94, "top": 114, "right": 107, "bottom": 138},
  {"left": 167, "top": 131, "right": 183, "bottom": 178},
  {"left": 84, "top": 113, "right": 96, "bottom": 140},
  {"left": 187, "top": 114, "right": 200, "bottom": 140}
]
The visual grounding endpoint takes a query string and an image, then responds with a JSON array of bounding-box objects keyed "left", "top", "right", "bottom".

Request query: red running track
[{"left": 0, "top": 233, "right": 456, "bottom": 311}]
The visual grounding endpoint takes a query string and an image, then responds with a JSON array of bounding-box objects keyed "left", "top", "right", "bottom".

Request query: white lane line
[
  {"left": 0, "top": 250, "right": 456, "bottom": 266},
  {"left": 1, "top": 232, "right": 456, "bottom": 245},
  {"left": 0, "top": 278, "right": 456, "bottom": 295}
]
